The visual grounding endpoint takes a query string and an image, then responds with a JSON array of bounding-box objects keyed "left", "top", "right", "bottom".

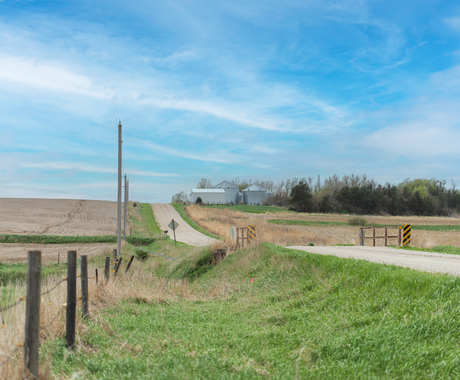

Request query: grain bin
[{"left": 242, "top": 184, "right": 268, "bottom": 205}]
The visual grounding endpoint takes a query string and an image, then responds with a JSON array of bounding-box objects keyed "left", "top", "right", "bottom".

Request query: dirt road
[
  {"left": 287, "top": 245, "right": 460, "bottom": 276},
  {"left": 151, "top": 204, "right": 219, "bottom": 247}
]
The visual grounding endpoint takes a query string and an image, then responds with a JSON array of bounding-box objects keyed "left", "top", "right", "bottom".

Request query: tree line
[{"left": 172, "top": 175, "right": 460, "bottom": 216}]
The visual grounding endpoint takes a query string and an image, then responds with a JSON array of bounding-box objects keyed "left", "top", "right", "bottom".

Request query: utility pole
[
  {"left": 117, "top": 121, "right": 122, "bottom": 258},
  {"left": 123, "top": 175, "right": 128, "bottom": 240}
]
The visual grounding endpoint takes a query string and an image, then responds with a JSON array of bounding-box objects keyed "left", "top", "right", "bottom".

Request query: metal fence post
[
  {"left": 81, "top": 255, "right": 89, "bottom": 318},
  {"left": 66, "top": 250, "right": 77, "bottom": 349},
  {"left": 24, "top": 250, "right": 42, "bottom": 379}
]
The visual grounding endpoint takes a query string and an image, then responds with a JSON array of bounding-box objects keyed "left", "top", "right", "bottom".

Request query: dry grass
[
  {"left": 186, "top": 205, "right": 340, "bottom": 246},
  {"left": 251, "top": 211, "right": 460, "bottom": 226},
  {"left": 186, "top": 206, "right": 460, "bottom": 248},
  {"left": 0, "top": 246, "right": 195, "bottom": 379}
]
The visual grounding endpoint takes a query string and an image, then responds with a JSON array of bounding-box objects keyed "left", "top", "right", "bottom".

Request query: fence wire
[
  {"left": 39, "top": 306, "right": 64, "bottom": 332},
  {"left": 40, "top": 278, "right": 67, "bottom": 297},
  {"left": 0, "top": 348, "right": 18, "bottom": 369}
]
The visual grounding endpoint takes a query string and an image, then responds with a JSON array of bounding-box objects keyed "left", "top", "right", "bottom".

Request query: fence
[
  {"left": 236, "top": 225, "right": 257, "bottom": 248},
  {"left": 358, "top": 226, "right": 402, "bottom": 247},
  {"left": 0, "top": 250, "right": 136, "bottom": 379}
]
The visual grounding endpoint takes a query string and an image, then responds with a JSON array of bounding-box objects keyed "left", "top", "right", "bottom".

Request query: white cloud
[
  {"left": 444, "top": 17, "right": 460, "bottom": 32},
  {"left": 135, "top": 139, "right": 243, "bottom": 165},
  {"left": 0, "top": 54, "right": 109, "bottom": 98},
  {"left": 22, "top": 162, "right": 178, "bottom": 177}
]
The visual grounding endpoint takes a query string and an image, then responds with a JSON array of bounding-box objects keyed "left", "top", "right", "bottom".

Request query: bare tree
[
  {"left": 171, "top": 191, "right": 190, "bottom": 203},
  {"left": 196, "top": 178, "right": 213, "bottom": 189}
]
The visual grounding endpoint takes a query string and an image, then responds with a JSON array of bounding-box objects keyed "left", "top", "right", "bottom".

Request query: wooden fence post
[
  {"left": 105, "top": 256, "right": 110, "bottom": 283},
  {"left": 24, "top": 250, "right": 42, "bottom": 379},
  {"left": 66, "top": 250, "right": 77, "bottom": 349},
  {"left": 95, "top": 268, "right": 98, "bottom": 285},
  {"left": 125, "top": 255, "right": 135, "bottom": 273},
  {"left": 114, "top": 257, "right": 123, "bottom": 276},
  {"left": 81, "top": 255, "right": 89, "bottom": 318}
]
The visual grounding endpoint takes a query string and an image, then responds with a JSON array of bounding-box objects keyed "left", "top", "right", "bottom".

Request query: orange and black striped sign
[
  {"left": 403, "top": 224, "right": 411, "bottom": 246},
  {"left": 248, "top": 224, "right": 256, "bottom": 242}
]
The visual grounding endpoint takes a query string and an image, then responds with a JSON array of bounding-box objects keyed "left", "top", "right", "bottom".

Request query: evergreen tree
[{"left": 289, "top": 181, "right": 313, "bottom": 212}]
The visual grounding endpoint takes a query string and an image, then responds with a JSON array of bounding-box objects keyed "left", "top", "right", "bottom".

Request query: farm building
[
  {"left": 243, "top": 184, "right": 271, "bottom": 205},
  {"left": 191, "top": 181, "right": 239, "bottom": 204},
  {"left": 191, "top": 181, "right": 270, "bottom": 205}
]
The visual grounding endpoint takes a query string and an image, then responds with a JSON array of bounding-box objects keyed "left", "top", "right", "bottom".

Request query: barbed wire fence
[{"left": 0, "top": 250, "right": 136, "bottom": 378}]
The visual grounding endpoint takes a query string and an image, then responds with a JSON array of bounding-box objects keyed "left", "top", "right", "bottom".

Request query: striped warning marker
[
  {"left": 248, "top": 225, "right": 256, "bottom": 243},
  {"left": 403, "top": 224, "right": 411, "bottom": 246}
]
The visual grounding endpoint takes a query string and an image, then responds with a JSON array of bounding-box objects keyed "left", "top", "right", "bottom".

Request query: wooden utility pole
[
  {"left": 24, "top": 250, "right": 41, "bottom": 379},
  {"left": 66, "top": 251, "right": 77, "bottom": 349},
  {"left": 117, "top": 121, "right": 122, "bottom": 258}
]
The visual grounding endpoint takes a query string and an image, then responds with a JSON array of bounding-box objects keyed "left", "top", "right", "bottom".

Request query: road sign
[
  {"left": 168, "top": 219, "right": 179, "bottom": 247},
  {"left": 168, "top": 220, "right": 179, "bottom": 230},
  {"left": 403, "top": 224, "right": 411, "bottom": 246}
]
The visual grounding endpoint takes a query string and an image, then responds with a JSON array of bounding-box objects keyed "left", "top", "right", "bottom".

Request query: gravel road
[
  {"left": 151, "top": 204, "right": 219, "bottom": 247},
  {"left": 287, "top": 246, "right": 460, "bottom": 276}
]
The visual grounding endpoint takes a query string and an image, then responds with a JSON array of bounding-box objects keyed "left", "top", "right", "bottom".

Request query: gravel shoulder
[
  {"left": 287, "top": 245, "right": 460, "bottom": 276},
  {"left": 151, "top": 203, "right": 219, "bottom": 247}
]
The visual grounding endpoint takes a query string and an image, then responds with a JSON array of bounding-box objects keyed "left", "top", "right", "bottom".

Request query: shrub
[
  {"left": 347, "top": 216, "right": 368, "bottom": 226},
  {"left": 196, "top": 197, "right": 202, "bottom": 204},
  {"left": 133, "top": 202, "right": 137, "bottom": 207},
  {"left": 135, "top": 248, "right": 150, "bottom": 261},
  {"left": 338, "top": 209, "right": 349, "bottom": 214}
]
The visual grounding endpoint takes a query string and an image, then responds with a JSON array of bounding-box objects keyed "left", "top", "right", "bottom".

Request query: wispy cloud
[{"left": 22, "top": 162, "right": 178, "bottom": 177}]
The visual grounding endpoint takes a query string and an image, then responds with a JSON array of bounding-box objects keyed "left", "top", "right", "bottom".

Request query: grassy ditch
[
  {"left": 172, "top": 203, "right": 221, "bottom": 239},
  {"left": 43, "top": 242, "right": 460, "bottom": 379}
]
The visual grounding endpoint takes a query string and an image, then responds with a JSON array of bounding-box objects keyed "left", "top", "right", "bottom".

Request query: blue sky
[{"left": 1, "top": 0, "right": 460, "bottom": 202}]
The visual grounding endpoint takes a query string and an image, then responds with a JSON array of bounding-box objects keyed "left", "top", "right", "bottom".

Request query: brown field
[
  {"left": 0, "top": 198, "right": 120, "bottom": 263},
  {"left": 0, "top": 198, "right": 118, "bottom": 236},
  {"left": 186, "top": 206, "right": 460, "bottom": 248},
  {"left": 0, "top": 243, "right": 116, "bottom": 264}
]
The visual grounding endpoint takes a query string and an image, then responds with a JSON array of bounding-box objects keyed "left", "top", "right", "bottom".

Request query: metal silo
[{"left": 242, "top": 185, "right": 267, "bottom": 205}]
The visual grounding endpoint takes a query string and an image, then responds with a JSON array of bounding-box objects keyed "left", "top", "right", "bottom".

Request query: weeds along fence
[{"left": 0, "top": 250, "right": 135, "bottom": 379}]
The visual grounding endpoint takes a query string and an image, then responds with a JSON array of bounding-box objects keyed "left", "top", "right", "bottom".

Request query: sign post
[{"left": 168, "top": 219, "right": 179, "bottom": 247}]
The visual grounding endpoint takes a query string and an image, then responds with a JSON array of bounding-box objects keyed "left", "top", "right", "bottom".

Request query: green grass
[
  {"left": 268, "top": 219, "right": 347, "bottom": 227},
  {"left": 138, "top": 203, "right": 162, "bottom": 236},
  {"left": 0, "top": 234, "right": 117, "bottom": 244},
  {"left": 171, "top": 203, "right": 221, "bottom": 239},
  {"left": 398, "top": 245, "right": 460, "bottom": 255},
  {"left": 411, "top": 225, "right": 460, "bottom": 232},
  {"left": 201, "top": 204, "right": 295, "bottom": 214},
  {"left": 0, "top": 262, "right": 67, "bottom": 286},
  {"left": 44, "top": 242, "right": 460, "bottom": 379}
]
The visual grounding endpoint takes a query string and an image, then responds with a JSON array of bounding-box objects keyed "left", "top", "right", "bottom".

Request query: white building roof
[
  {"left": 191, "top": 188, "right": 225, "bottom": 193},
  {"left": 213, "top": 180, "right": 238, "bottom": 189},
  {"left": 243, "top": 184, "right": 267, "bottom": 192}
]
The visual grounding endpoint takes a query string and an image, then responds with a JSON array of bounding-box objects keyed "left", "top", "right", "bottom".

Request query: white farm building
[{"left": 191, "top": 180, "right": 270, "bottom": 205}]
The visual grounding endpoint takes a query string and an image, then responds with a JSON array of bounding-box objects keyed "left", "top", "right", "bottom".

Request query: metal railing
[{"left": 359, "top": 225, "right": 401, "bottom": 247}]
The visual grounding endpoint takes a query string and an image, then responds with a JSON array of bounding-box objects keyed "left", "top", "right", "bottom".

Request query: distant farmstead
[{"left": 191, "top": 180, "right": 270, "bottom": 205}]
